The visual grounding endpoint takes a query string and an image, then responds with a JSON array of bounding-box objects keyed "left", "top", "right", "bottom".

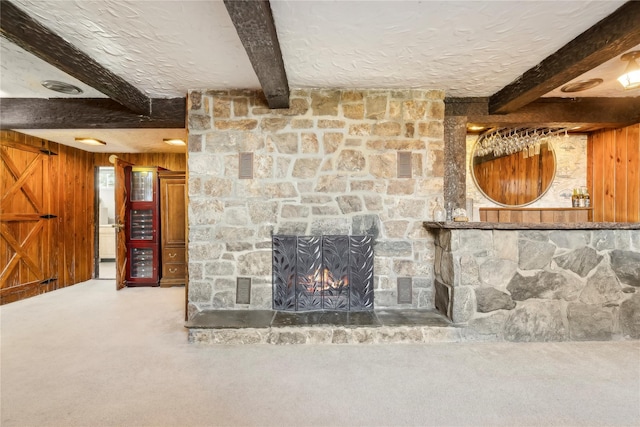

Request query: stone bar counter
[{"left": 423, "top": 221, "right": 640, "bottom": 341}]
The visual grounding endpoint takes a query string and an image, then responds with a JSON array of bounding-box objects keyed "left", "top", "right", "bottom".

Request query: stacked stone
[
  {"left": 434, "top": 228, "right": 640, "bottom": 341},
  {"left": 187, "top": 89, "right": 446, "bottom": 316}
]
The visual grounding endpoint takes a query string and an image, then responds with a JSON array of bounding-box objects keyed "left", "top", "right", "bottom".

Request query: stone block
[
  {"left": 343, "top": 103, "right": 364, "bottom": 119},
  {"left": 554, "top": 247, "right": 602, "bottom": 278},
  {"left": 205, "top": 261, "right": 235, "bottom": 277},
  {"left": 215, "top": 226, "right": 254, "bottom": 241},
  {"left": 237, "top": 251, "right": 273, "bottom": 276},
  {"left": 276, "top": 222, "right": 308, "bottom": 235},
  {"left": 281, "top": 205, "right": 309, "bottom": 218},
  {"left": 402, "top": 100, "right": 427, "bottom": 120},
  {"left": 189, "top": 91, "right": 202, "bottom": 110},
  {"left": 189, "top": 114, "right": 211, "bottom": 131},
  {"left": 268, "top": 330, "right": 308, "bottom": 344},
  {"left": 311, "top": 90, "right": 340, "bottom": 116},
  {"left": 479, "top": 258, "right": 517, "bottom": 289},
  {"left": 312, "top": 206, "right": 341, "bottom": 216},
  {"left": 493, "top": 230, "right": 518, "bottom": 261},
  {"left": 367, "top": 139, "right": 426, "bottom": 151},
  {"left": 336, "top": 195, "right": 363, "bottom": 214},
  {"left": 507, "top": 271, "right": 581, "bottom": 302},
  {"left": 189, "top": 242, "right": 223, "bottom": 261},
  {"left": 215, "top": 119, "right": 258, "bottom": 131},
  {"left": 518, "top": 238, "right": 556, "bottom": 270},
  {"left": 519, "top": 230, "right": 549, "bottom": 242},
  {"left": 504, "top": 300, "right": 567, "bottom": 342},
  {"left": 610, "top": 250, "right": 640, "bottom": 286},
  {"left": 247, "top": 200, "right": 279, "bottom": 224},
  {"left": 188, "top": 281, "right": 213, "bottom": 303},
  {"left": 269, "top": 133, "right": 299, "bottom": 154},
  {"left": 464, "top": 311, "right": 509, "bottom": 341},
  {"left": 352, "top": 215, "right": 380, "bottom": 238},
  {"left": 619, "top": 294, "right": 640, "bottom": 339},
  {"left": 476, "top": 287, "right": 516, "bottom": 313},
  {"left": 460, "top": 255, "right": 480, "bottom": 287},
  {"left": 318, "top": 119, "right": 345, "bottom": 129},
  {"left": 451, "top": 285, "right": 476, "bottom": 323},
  {"left": 397, "top": 199, "right": 425, "bottom": 219},
  {"left": 315, "top": 175, "right": 347, "bottom": 193},
  {"left": 567, "top": 303, "right": 613, "bottom": 341},
  {"left": 341, "top": 90, "right": 363, "bottom": 102},
  {"left": 373, "top": 121, "right": 402, "bottom": 136},
  {"left": 369, "top": 153, "right": 396, "bottom": 178},
  {"left": 459, "top": 230, "right": 493, "bottom": 255},
  {"left": 292, "top": 158, "right": 322, "bottom": 179},
  {"left": 363, "top": 195, "right": 383, "bottom": 211},
  {"left": 301, "top": 133, "right": 319, "bottom": 153},
  {"left": 233, "top": 98, "right": 249, "bottom": 117},
  {"left": 323, "top": 132, "right": 343, "bottom": 154},
  {"left": 349, "top": 124, "right": 371, "bottom": 136},
  {"left": 549, "top": 230, "right": 590, "bottom": 249},
  {"left": 260, "top": 118, "right": 288, "bottom": 132},
  {"left": 383, "top": 220, "right": 409, "bottom": 238},
  {"left": 580, "top": 265, "right": 623, "bottom": 304},
  {"left": 212, "top": 291, "right": 235, "bottom": 308},
  {"left": 337, "top": 149, "right": 366, "bottom": 172},
  {"left": 365, "top": 95, "right": 388, "bottom": 119},
  {"left": 291, "top": 119, "right": 313, "bottom": 129},
  {"left": 418, "top": 121, "right": 443, "bottom": 139},
  {"left": 310, "top": 218, "right": 350, "bottom": 235},
  {"left": 434, "top": 279, "right": 452, "bottom": 318},
  {"left": 375, "top": 241, "right": 413, "bottom": 257}
]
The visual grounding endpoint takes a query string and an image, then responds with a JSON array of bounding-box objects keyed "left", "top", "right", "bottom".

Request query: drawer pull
[
  {"left": 168, "top": 252, "right": 177, "bottom": 258},
  {"left": 169, "top": 268, "right": 178, "bottom": 273}
]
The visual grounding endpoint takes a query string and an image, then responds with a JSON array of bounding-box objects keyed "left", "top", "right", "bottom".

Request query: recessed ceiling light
[
  {"left": 41, "top": 80, "right": 83, "bottom": 95},
  {"left": 467, "top": 125, "right": 485, "bottom": 132},
  {"left": 618, "top": 51, "right": 640, "bottom": 90},
  {"left": 75, "top": 137, "right": 106, "bottom": 146},
  {"left": 163, "top": 138, "right": 186, "bottom": 146},
  {"left": 560, "top": 78, "right": 603, "bottom": 93}
]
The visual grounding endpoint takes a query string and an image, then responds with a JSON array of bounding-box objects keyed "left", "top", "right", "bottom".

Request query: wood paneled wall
[
  {"left": 94, "top": 153, "right": 186, "bottom": 171},
  {"left": 1, "top": 130, "right": 94, "bottom": 303},
  {"left": 472, "top": 142, "right": 555, "bottom": 206},
  {"left": 588, "top": 123, "right": 640, "bottom": 222},
  {"left": 1, "top": 130, "right": 187, "bottom": 304}
]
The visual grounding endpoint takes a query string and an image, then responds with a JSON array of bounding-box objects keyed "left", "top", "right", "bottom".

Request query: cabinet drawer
[
  {"left": 162, "top": 248, "right": 185, "bottom": 263},
  {"left": 163, "top": 263, "right": 186, "bottom": 278}
]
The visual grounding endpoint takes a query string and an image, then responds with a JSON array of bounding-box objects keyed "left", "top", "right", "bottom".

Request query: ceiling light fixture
[
  {"left": 75, "top": 137, "right": 106, "bottom": 146},
  {"left": 617, "top": 51, "right": 640, "bottom": 90},
  {"left": 41, "top": 80, "right": 83, "bottom": 95},
  {"left": 163, "top": 138, "right": 186, "bottom": 146},
  {"left": 560, "top": 78, "right": 603, "bottom": 93}
]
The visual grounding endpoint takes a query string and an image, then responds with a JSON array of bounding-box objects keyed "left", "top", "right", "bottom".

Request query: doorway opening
[{"left": 95, "top": 167, "right": 116, "bottom": 279}]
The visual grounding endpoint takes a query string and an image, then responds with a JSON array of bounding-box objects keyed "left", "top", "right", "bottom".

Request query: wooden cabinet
[{"left": 159, "top": 171, "right": 187, "bottom": 287}]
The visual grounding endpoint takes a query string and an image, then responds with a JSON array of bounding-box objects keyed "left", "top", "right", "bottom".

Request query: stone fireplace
[
  {"left": 186, "top": 88, "right": 445, "bottom": 318},
  {"left": 272, "top": 235, "right": 374, "bottom": 311}
]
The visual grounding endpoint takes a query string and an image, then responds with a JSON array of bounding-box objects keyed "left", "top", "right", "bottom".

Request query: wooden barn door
[
  {"left": 0, "top": 140, "right": 57, "bottom": 303},
  {"left": 114, "top": 158, "right": 131, "bottom": 290}
]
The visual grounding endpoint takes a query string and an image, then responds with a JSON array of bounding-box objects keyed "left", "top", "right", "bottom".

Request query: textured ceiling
[{"left": 1, "top": 0, "right": 637, "bottom": 152}]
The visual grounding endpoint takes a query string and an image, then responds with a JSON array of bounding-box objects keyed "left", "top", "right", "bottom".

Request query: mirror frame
[{"left": 470, "top": 138, "right": 557, "bottom": 207}]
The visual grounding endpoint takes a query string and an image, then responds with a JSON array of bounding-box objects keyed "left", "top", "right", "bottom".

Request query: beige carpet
[{"left": 1, "top": 280, "right": 639, "bottom": 427}]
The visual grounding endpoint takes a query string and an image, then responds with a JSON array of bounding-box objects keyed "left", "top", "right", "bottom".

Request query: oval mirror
[{"left": 471, "top": 130, "right": 557, "bottom": 207}]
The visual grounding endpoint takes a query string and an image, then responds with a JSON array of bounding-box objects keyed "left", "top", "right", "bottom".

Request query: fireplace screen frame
[{"left": 272, "top": 235, "right": 374, "bottom": 312}]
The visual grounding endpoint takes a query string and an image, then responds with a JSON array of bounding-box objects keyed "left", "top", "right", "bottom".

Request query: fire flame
[{"left": 304, "top": 268, "right": 349, "bottom": 293}]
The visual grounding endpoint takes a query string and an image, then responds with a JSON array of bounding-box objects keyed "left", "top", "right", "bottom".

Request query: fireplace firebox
[{"left": 272, "top": 235, "right": 374, "bottom": 311}]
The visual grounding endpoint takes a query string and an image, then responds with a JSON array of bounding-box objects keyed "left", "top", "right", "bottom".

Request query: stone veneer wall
[
  {"left": 187, "top": 89, "right": 446, "bottom": 316},
  {"left": 466, "top": 134, "right": 588, "bottom": 211},
  {"left": 433, "top": 228, "right": 640, "bottom": 341}
]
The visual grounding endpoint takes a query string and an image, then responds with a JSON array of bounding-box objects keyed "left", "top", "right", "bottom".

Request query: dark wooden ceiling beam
[
  {"left": 447, "top": 97, "right": 640, "bottom": 129},
  {"left": 0, "top": 0, "right": 151, "bottom": 116},
  {"left": 489, "top": 1, "right": 640, "bottom": 114},
  {"left": 223, "top": 0, "right": 290, "bottom": 109},
  {"left": 0, "top": 98, "right": 186, "bottom": 129}
]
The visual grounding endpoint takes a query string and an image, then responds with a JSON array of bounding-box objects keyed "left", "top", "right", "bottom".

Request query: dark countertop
[{"left": 423, "top": 221, "right": 640, "bottom": 230}]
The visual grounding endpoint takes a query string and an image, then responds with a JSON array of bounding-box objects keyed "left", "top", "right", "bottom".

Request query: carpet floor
[{"left": 1, "top": 280, "right": 639, "bottom": 427}]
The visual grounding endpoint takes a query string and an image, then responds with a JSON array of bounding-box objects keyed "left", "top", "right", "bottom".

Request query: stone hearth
[{"left": 186, "top": 309, "right": 456, "bottom": 344}]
